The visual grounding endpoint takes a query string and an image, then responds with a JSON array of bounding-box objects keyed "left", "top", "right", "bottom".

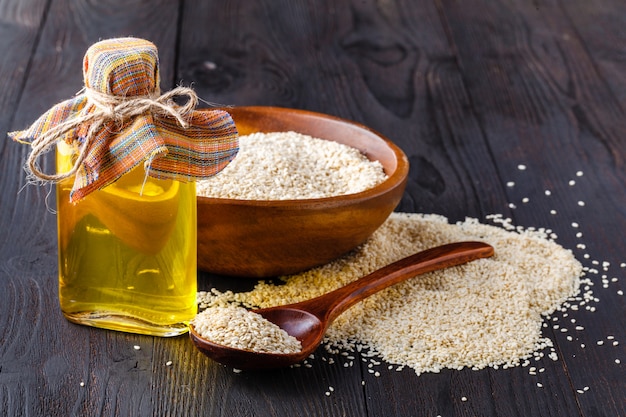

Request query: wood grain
[
  {"left": 1, "top": 0, "right": 624, "bottom": 415},
  {"left": 440, "top": 1, "right": 626, "bottom": 416},
  {"left": 1, "top": 1, "right": 182, "bottom": 416}
]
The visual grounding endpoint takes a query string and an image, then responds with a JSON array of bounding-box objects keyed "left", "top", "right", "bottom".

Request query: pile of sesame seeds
[
  {"left": 197, "top": 211, "right": 583, "bottom": 374},
  {"left": 195, "top": 131, "right": 388, "bottom": 200},
  {"left": 191, "top": 306, "right": 302, "bottom": 354}
]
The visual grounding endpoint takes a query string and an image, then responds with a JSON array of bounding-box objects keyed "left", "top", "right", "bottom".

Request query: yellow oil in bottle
[{"left": 56, "top": 144, "right": 197, "bottom": 336}]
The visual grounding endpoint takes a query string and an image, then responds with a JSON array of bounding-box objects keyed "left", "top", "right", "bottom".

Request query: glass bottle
[{"left": 56, "top": 141, "right": 197, "bottom": 336}]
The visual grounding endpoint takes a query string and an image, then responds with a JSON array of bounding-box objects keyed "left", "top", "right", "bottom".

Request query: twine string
[{"left": 25, "top": 86, "right": 198, "bottom": 183}]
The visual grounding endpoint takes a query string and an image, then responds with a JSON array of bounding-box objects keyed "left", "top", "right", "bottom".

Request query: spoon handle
[{"left": 306, "top": 241, "right": 494, "bottom": 323}]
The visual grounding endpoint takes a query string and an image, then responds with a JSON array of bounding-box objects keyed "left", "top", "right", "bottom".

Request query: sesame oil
[{"left": 56, "top": 144, "right": 197, "bottom": 336}]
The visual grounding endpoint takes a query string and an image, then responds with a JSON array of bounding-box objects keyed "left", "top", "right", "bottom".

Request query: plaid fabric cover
[{"left": 9, "top": 37, "right": 238, "bottom": 202}]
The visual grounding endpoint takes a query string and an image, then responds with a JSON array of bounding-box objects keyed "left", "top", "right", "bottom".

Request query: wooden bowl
[{"left": 197, "top": 106, "right": 409, "bottom": 277}]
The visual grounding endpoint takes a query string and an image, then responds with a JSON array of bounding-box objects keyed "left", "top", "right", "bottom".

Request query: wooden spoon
[{"left": 190, "top": 241, "right": 494, "bottom": 370}]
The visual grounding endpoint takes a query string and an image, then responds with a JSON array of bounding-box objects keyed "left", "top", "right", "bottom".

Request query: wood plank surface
[{"left": 1, "top": 0, "right": 624, "bottom": 416}]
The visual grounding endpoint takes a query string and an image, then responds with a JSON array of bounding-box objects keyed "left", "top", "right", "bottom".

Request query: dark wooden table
[{"left": 1, "top": 1, "right": 624, "bottom": 416}]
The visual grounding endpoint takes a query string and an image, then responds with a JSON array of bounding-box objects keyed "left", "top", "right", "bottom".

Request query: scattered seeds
[{"left": 196, "top": 160, "right": 624, "bottom": 401}]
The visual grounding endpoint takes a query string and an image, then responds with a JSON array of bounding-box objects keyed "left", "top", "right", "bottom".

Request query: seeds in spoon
[{"left": 191, "top": 306, "right": 302, "bottom": 354}]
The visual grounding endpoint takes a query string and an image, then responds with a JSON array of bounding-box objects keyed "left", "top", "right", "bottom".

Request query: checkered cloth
[{"left": 9, "top": 37, "right": 239, "bottom": 202}]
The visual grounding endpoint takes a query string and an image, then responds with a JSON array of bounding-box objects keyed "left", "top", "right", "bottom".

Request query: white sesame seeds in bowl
[{"left": 196, "top": 106, "right": 409, "bottom": 278}]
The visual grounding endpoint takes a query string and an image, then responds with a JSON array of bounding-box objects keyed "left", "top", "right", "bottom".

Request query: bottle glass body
[{"left": 56, "top": 143, "right": 197, "bottom": 336}]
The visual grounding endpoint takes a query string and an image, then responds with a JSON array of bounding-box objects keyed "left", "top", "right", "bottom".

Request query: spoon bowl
[
  {"left": 190, "top": 241, "right": 494, "bottom": 370},
  {"left": 190, "top": 307, "right": 324, "bottom": 369}
]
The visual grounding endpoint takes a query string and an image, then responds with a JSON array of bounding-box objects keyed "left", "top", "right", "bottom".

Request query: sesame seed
[
  {"left": 133, "top": 345, "right": 141, "bottom": 351},
  {"left": 197, "top": 132, "right": 387, "bottom": 200},
  {"left": 537, "top": 383, "right": 543, "bottom": 388},
  {"left": 578, "top": 201, "right": 585, "bottom": 206},
  {"left": 507, "top": 181, "right": 515, "bottom": 187},
  {"left": 545, "top": 190, "right": 551, "bottom": 196},
  {"left": 576, "top": 171, "right": 583, "bottom": 177},
  {"left": 569, "top": 180, "right": 576, "bottom": 186},
  {"left": 616, "top": 359, "right": 621, "bottom": 364},
  {"left": 518, "top": 164, "right": 527, "bottom": 170},
  {"left": 461, "top": 396, "right": 468, "bottom": 402},
  {"left": 80, "top": 382, "right": 85, "bottom": 387},
  {"left": 191, "top": 306, "right": 302, "bottom": 354},
  {"left": 165, "top": 360, "right": 173, "bottom": 366}
]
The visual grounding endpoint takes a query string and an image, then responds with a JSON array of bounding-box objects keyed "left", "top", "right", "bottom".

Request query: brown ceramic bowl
[{"left": 197, "top": 106, "right": 409, "bottom": 277}]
